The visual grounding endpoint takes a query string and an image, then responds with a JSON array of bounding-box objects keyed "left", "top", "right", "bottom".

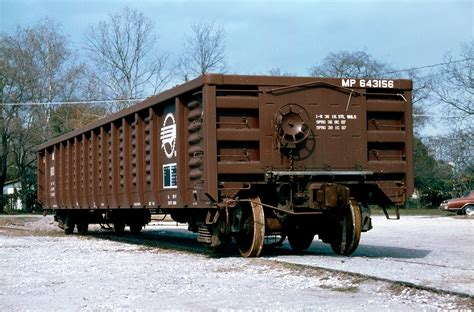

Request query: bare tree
[
  {"left": 1, "top": 19, "right": 84, "bottom": 138},
  {"left": 425, "top": 130, "right": 473, "bottom": 195},
  {"left": 177, "top": 21, "right": 227, "bottom": 80},
  {"left": 404, "top": 70, "right": 433, "bottom": 131},
  {"left": 0, "top": 106, "right": 15, "bottom": 212},
  {"left": 50, "top": 103, "right": 107, "bottom": 136},
  {"left": 267, "top": 68, "right": 296, "bottom": 76},
  {"left": 309, "top": 50, "right": 392, "bottom": 78},
  {"left": 411, "top": 42, "right": 474, "bottom": 197},
  {"left": 1, "top": 19, "right": 82, "bottom": 212},
  {"left": 426, "top": 129, "right": 473, "bottom": 173},
  {"left": 432, "top": 41, "right": 473, "bottom": 125},
  {"left": 84, "top": 7, "right": 169, "bottom": 112}
]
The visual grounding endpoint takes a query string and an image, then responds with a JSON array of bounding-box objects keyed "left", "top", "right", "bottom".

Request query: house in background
[{"left": 2, "top": 180, "right": 23, "bottom": 210}]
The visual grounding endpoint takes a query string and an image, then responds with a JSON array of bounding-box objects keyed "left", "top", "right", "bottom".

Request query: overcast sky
[{"left": 1, "top": 0, "right": 472, "bottom": 78}]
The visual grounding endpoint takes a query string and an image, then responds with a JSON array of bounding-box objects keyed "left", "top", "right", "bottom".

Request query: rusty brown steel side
[
  {"left": 53, "top": 144, "right": 60, "bottom": 208},
  {"left": 37, "top": 151, "right": 44, "bottom": 207},
  {"left": 37, "top": 74, "right": 413, "bottom": 211},
  {"left": 36, "top": 74, "right": 415, "bottom": 258},
  {"left": 99, "top": 127, "right": 108, "bottom": 208},
  {"left": 66, "top": 140, "right": 73, "bottom": 208},
  {"left": 91, "top": 130, "right": 99, "bottom": 208},
  {"left": 149, "top": 107, "right": 161, "bottom": 206},
  {"left": 110, "top": 122, "right": 119, "bottom": 207},
  {"left": 203, "top": 85, "right": 218, "bottom": 202},
  {"left": 81, "top": 133, "right": 89, "bottom": 208},
  {"left": 73, "top": 137, "right": 80, "bottom": 208}
]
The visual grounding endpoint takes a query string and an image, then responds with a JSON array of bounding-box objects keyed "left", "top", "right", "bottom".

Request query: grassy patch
[{"left": 371, "top": 208, "right": 450, "bottom": 216}]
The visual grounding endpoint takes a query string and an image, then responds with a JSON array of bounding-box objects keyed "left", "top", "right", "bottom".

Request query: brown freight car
[{"left": 37, "top": 74, "right": 413, "bottom": 257}]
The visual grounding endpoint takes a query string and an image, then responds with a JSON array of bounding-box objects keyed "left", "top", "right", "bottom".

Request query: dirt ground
[{"left": 0, "top": 215, "right": 472, "bottom": 311}]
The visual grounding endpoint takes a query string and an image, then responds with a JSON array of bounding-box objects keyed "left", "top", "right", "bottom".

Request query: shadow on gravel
[
  {"left": 85, "top": 227, "right": 431, "bottom": 260},
  {"left": 0, "top": 215, "right": 434, "bottom": 260},
  {"left": 88, "top": 228, "right": 297, "bottom": 258},
  {"left": 89, "top": 228, "right": 212, "bottom": 256},
  {"left": 352, "top": 244, "right": 431, "bottom": 259},
  {"left": 262, "top": 242, "right": 431, "bottom": 260}
]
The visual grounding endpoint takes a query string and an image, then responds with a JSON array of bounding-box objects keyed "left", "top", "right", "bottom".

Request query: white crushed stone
[{"left": 0, "top": 215, "right": 472, "bottom": 311}]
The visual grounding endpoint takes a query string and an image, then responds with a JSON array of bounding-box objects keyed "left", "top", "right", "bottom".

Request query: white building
[{"left": 2, "top": 181, "right": 23, "bottom": 210}]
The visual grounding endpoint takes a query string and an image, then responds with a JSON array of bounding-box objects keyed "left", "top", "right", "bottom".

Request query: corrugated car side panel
[
  {"left": 109, "top": 121, "right": 120, "bottom": 207},
  {"left": 214, "top": 83, "right": 263, "bottom": 199},
  {"left": 46, "top": 147, "right": 53, "bottom": 208},
  {"left": 73, "top": 137, "right": 80, "bottom": 207},
  {"left": 90, "top": 129, "right": 99, "bottom": 207},
  {"left": 365, "top": 88, "right": 413, "bottom": 205},
  {"left": 175, "top": 97, "right": 187, "bottom": 206},
  {"left": 99, "top": 127, "right": 108, "bottom": 207},
  {"left": 59, "top": 142, "right": 66, "bottom": 207},
  {"left": 36, "top": 76, "right": 209, "bottom": 210},
  {"left": 405, "top": 89, "right": 414, "bottom": 199},
  {"left": 149, "top": 107, "right": 161, "bottom": 206},
  {"left": 39, "top": 146, "right": 55, "bottom": 209},
  {"left": 203, "top": 85, "right": 218, "bottom": 201},
  {"left": 38, "top": 75, "right": 413, "bottom": 209},
  {"left": 37, "top": 150, "right": 45, "bottom": 207},
  {"left": 53, "top": 144, "right": 61, "bottom": 208},
  {"left": 185, "top": 90, "right": 213, "bottom": 207}
]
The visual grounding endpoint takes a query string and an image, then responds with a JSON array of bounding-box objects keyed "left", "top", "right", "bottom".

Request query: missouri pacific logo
[{"left": 160, "top": 113, "right": 177, "bottom": 159}]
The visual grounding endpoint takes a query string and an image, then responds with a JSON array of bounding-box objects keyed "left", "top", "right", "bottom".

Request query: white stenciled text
[
  {"left": 315, "top": 114, "right": 357, "bottom": 131},
  {"left": 342, "top": 79, "right": 394, "bottom": 88}
]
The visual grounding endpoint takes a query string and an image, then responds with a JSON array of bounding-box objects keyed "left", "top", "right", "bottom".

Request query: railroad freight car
[{"left": 37, "top": 74, "right": 413, "bottom": 257}]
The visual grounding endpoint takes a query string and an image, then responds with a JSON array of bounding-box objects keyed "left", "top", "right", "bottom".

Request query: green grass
[{"left": 371, "top": 207, "right": 452, "bottom": 216}]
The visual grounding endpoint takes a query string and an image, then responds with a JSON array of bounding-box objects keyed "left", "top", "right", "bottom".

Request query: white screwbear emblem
[{"left": 160, "top": 113, "right": 176, "bottom": 159}]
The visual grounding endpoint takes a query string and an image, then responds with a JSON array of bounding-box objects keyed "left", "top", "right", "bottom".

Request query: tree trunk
[{"left": 0, "top": 133, "right": 8, "bottom": 213}]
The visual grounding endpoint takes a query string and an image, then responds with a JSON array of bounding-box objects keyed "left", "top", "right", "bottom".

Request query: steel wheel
[
  {"left": 129, "top": 223, "right": 143, "bottom": 235},
  {"left": 288, "top": 225, "right": 314, "bottom": 252},
  {"left": 236, "top": 196, "right": 265, "bottom": 257},
  {"left": 330, "top": 199, "right": 362, "bottom": 256},
  {"left": 113, "top": 221, "right": 125, "bottom": 235},
  {"left": 57, "top": 217, "right": 65, "bottom": 230},
  {"left": 76, "top": 218, "right": 89, "bottom": 235},
  {"left": 64, "top": 215, "right": 75, "bottom": 235}
]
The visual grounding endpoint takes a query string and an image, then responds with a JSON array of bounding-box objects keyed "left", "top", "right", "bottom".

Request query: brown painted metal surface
[{"left": 37, "top": 74, "right": 413, "bottom": 211}]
